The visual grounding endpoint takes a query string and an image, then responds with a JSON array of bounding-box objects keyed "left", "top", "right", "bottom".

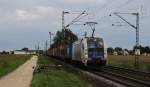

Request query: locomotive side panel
[{"left": 72, "top": 40, "right": 83, "bottom": 61}]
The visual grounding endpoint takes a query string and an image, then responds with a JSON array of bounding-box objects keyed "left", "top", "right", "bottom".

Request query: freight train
[{"left": 48, "top": 37, "right": 107, "bottom": 66}]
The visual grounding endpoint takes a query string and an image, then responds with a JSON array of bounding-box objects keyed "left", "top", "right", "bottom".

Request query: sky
[{"left": 0, "top": 0, "right": 150, "bottom": 51}]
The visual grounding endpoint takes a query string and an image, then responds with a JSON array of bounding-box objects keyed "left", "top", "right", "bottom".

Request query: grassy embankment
[
  {"left": 31, "top": 56, "right": 94, "bottom": 87},
  {"left": 108, "top": 55, "right": 150, "bottom": 71},
  {"left": 0, "top": 54, "right": 30, "bottom": 77}
]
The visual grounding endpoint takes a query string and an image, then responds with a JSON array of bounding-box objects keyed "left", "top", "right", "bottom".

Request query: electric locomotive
[{"left": 72, "top": 37, "right": 107, "bottom": 66}]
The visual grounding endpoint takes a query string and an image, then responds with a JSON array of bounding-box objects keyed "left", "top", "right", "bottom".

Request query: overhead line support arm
[{"left": 114, "top": 12, "right": 137, "bottom": 29}]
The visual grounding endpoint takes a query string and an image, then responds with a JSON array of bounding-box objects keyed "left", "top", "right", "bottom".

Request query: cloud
[
  {"left": 36, "top": 6, "right": 58, "bottom": 16},
  {"left": 97, "top": 0, "right": 106, "bottom": 4},
  {"left": 15, "top": 6, "right": 60, "bottom": 22},
  {"left": 16, "top": 9, "right": 39, "bottom": 22},
  {"left": 65, "top": 0, "right": 95, "bottom": 4},
  {"left": 64, "top": 0, "right": 106, "bottom": 4}
]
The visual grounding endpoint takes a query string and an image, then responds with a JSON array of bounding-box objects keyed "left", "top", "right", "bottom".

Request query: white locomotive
[{"left": 72, "top": 37, "right": 107, "bottom": 66}]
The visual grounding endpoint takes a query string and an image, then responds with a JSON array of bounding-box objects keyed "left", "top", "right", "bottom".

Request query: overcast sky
[{"left": 0, "top": 0, "right": 150, "bottom": 51}]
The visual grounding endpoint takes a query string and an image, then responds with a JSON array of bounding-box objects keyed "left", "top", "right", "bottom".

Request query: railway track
[
  {"left": 49, "top": 57, "right": 150, "bottom": 87},
  {"left": 87, "top": 65, "right": 150, "bottom": 87}
]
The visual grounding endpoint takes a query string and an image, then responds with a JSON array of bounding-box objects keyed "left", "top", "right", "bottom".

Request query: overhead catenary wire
[
  {"left": 65, "top": 11, "right": 88, "bottom": 28},
  {"left": 95, "top": 0, "right": 137, "bottom": 26}
]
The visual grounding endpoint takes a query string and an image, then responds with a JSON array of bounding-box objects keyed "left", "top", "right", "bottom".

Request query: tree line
[
  {"left": 107, "top": 46, "right": 150, "bottom": 55},
  {"left": 0, "top": 51, "right": 10, "bottom": 54}
]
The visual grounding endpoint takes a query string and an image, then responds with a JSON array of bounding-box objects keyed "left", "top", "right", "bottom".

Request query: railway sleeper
[
  {"left": 99, "top": 70, "right": 150, "bottom": 87},
  {"left": 101, "top": 68, "right": 150, "bottom": 83}
]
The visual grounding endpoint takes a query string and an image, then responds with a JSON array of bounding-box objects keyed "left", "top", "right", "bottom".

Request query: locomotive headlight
[{"left": 99, "top": 42, "right": 103, "bottom": 46}]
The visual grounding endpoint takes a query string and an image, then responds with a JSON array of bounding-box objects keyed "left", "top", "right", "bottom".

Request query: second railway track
[{"left": 87, "top": 65, "right": 150, "bottom": 87}]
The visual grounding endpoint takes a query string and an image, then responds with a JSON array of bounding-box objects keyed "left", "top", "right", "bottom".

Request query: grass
[
  {"left": 0, "top": 54, "right": 30, "bottom": 77},
  {"left": 31, "top": 56, "right": 94, "bottom": 87},
  {"left": 108, "top": 55, "right": 150, "bottom": 71}
]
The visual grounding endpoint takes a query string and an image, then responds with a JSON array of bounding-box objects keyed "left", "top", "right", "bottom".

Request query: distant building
[
  {"left": 147, "top": 54, "right": 150, "bottom": 56},
  {"left": 14, "top": 50, "right": 36, "bottom": 55},
  {"left": 143, "top": 53, "right": 147, "bottom": 56},
  {"left": 113, "top": 51, "right": 118, "bottom": 55},
  {"left": 142, "top": 53, "right": 150, "bottom": 56},
  {"left": 123, "top": 50, "right": 129, "bottom": 56},
  {"left": 113, "top": 50, "right": 129, "bottom": 56}
]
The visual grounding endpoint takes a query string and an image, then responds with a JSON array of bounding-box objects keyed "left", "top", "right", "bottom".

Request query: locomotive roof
[{"left": 73, "top": 37, "right": 103, "bottom": 44}]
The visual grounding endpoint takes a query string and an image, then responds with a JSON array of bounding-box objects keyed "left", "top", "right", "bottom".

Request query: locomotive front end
[{"left": 87, "top": 37, "right": 107, "bottom": 66}]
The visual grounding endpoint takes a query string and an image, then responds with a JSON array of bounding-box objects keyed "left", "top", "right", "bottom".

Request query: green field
[
  {"left": 31, "top": 56, "right": 94, "bottom": 87},
  {"left": 0, "top": 54, "right": 31, "bottom": 77},
  {"left": 108, "top": 55, "right": 150, "bottom": 71}
]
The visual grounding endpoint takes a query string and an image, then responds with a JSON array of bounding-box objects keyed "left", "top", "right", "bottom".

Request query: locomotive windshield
[{"left": 87, "top": 38, "right": 104, "bottom": 59}]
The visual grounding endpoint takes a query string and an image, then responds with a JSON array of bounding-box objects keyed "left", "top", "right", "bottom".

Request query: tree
[
  {"left": 2, "top": 50, "right": 6, "bottom": 54},
  {"left": 22, "top": 47, "right": 29, "bottom": 52},
  {"left": 107, "top": 47, "right": 114, "bottom": 55},
  {"left": 115, "top": 47, "right": 122, "bottom": 52},
  {"left": 133, "top": 45, "right": 150, "bottom": 54},
  {"left": 124, "top": 49, "right": 129, "bottom": 52},
  {"left": 51, "top": 29, "right": 78, "bottom": 48},
  {"left": 145, "top": 46, "right": 150, "bottom": 53},
  {"left": 115, "top": 47, "right": 123, "bottom": 55},
  {"left": 128, "top": 50, "right": 133, "bottom": 55}
]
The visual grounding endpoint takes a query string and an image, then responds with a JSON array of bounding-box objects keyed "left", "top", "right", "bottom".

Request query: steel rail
[
  {"left": 86, "top": 65, "right": 150, "bottom": 87},
  {"left": 104, "top": 65, "right": 150, "bottom": 77},
  {"left": 92, "top": 70, "right": 150, "bottom": 87}
]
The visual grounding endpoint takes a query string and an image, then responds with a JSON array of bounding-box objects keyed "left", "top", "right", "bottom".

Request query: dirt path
[{"left": 0, "top": 55, "right": 38, "bottom": 87}]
